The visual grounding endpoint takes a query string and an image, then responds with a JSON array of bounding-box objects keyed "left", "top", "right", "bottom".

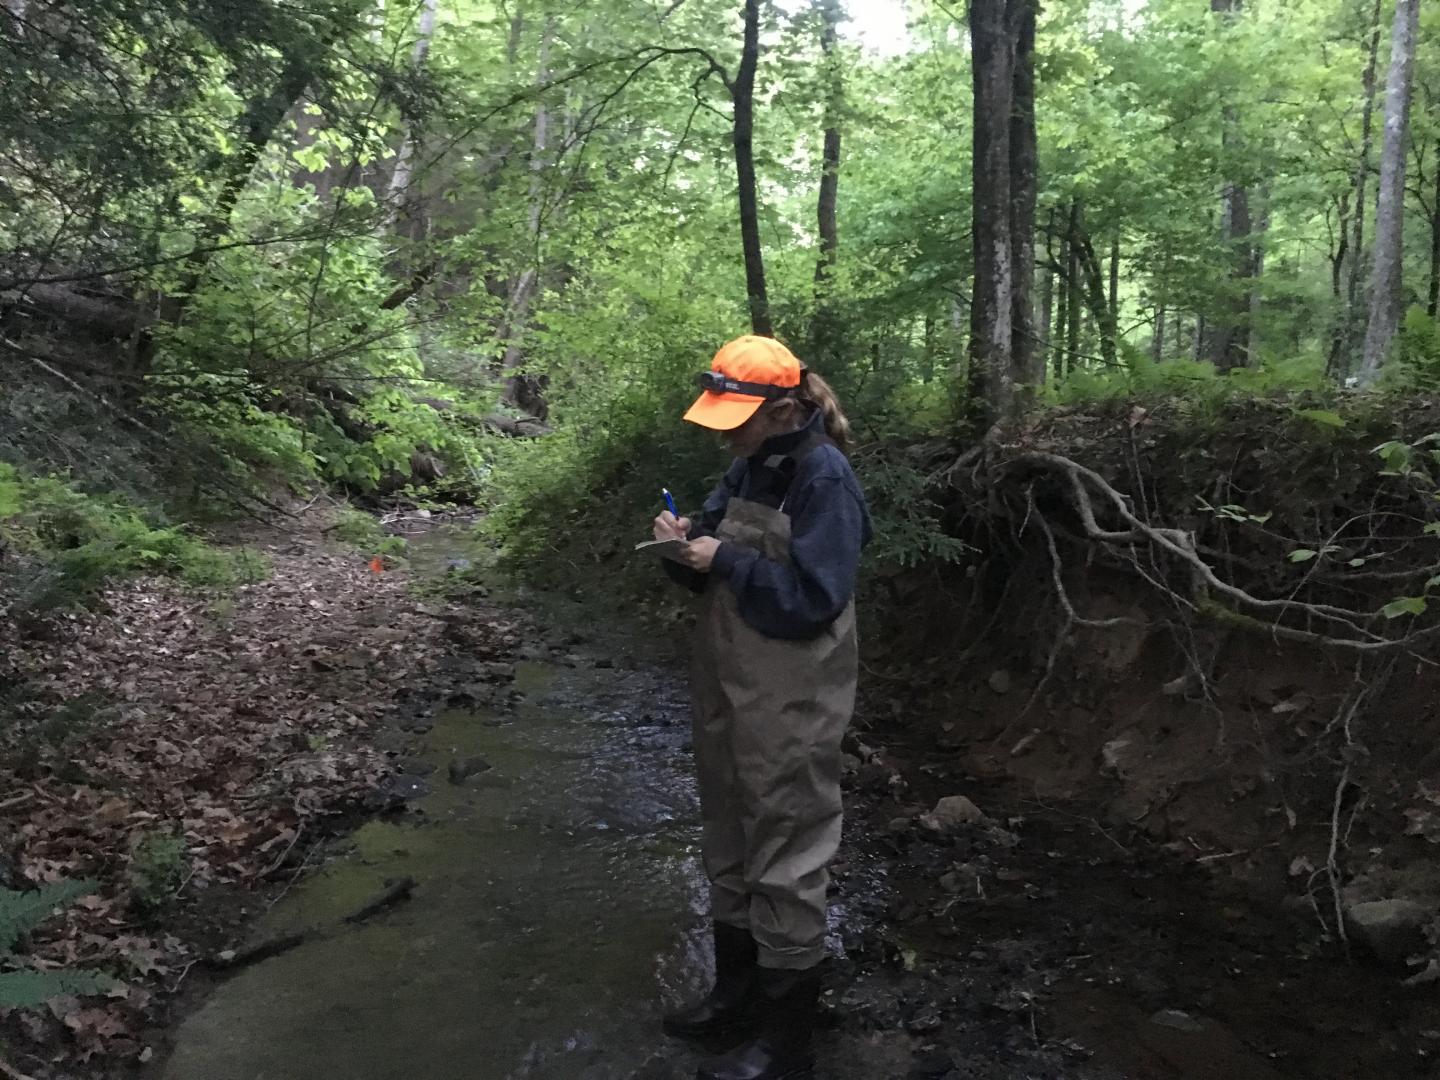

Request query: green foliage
[
  {"left": 330, "top": 507, "right": 408, "bottom": 558},
  {"left": 1387, "top": 309, "right": 1440, "bottom": 392},
  {"left": 0, "top": 470, "right": 268, "bottom": 611},
  {"left": 0, "top": 879, "right": 95, "bottom": 953},
  {"left": 126, "top": 831, "right": 190, "bottom": 913},
  {"left": 0, "top": 880, "right": 114, "bottom": 1008},
  {"left": 854, "top": 453, "right": 974, "bottom": 569}
]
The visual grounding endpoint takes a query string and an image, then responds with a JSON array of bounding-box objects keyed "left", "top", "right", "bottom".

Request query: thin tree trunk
[
  {"left": 1347, "top": 0, "right": 1384, "bottom": 311},
  {"left": 1330, "top": 0, "right": 1384, "bottom": 376},
  {"left": 922, "top": 312, "right": 937, "bottom": 382},
  {"left": 967, "top": 0, "right": 1016, "bottom": 413},
  {"left": 1065, "top": 199, "right": 1081, "bottom": 374},
  {"left": 734, "top": 0, "right": 772, "bottom": 337},
  {"left": 499, "top": 15, "right": 554, "bottom": 412},
  {"left": 1153, "top": 303, "right": 1166, "bottom": 362},
  {"left": 967, "top": 0, "right": 1035, "bottom": 418},
  {"left": 1108, "top": 226, "right": 1120, "bottom": 324},
  {"left": 810, "top": 0, "right": 843, "bottom": 364},
  {"left": 1207, "top": 0, "right": 1253, "bottom": 371},
  {"left": 384, "top": 0, "right": 440, "bottom": 230},
  {"left": 1249, "top": 182, "right": 1269, "bottom": 360},
  {"left": 1359, "top": 0, "right": 1421, "bottom": 383},
  {"left": 1054, "top": 232, "right": 1069, "bottom": 381},
  {"left": 1067, "top": 213, "right": 1117, "bottom": 367},
  {"left": 1009, "top": 0, "right": 1038, "bottom": 390},
  {"left": 1193, "top": 314, "right": 1205, "bottom": 361},
  {"left": 1429, "top": 139, "right": 1440, "bottom": 318},
  {"left": 1039, "top": 222, "right": 1055, "bottom": 379}
]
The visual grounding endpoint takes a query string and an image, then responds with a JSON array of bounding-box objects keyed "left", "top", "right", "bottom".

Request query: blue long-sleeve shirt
[{"left": 667, "top": 410, "right": 872, "bottom": 640}]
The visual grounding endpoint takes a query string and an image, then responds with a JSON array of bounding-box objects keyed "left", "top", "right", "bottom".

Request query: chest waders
[{"left": 677, "top": 436, "right": 854, "bottom": 1080}]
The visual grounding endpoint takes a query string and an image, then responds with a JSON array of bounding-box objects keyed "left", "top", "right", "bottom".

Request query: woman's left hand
[{"left": 677, "top": 536, "right": 720, "bottom": 573}]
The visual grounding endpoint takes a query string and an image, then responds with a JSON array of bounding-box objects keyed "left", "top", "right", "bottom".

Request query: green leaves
[
  {"left": 1295, "top": 408, "right": 1345, "bottom": 429},
  {"left": 1288, "top": 548, "right": 1318, "bottom": 563},
  {"left": 1382, "top": 596, "right": 1428, "bottom": 619},
  {"left": 0, "top": 880, "right": 96, "bottom": 953},
  {"left": 0, "top": 462, "right": 20, "bottom": 518},
  {"left": 0, "top": 969, "right": 116, "bottom": 1009}
]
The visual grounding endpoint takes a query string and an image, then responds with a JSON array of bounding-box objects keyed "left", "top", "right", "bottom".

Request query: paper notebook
[{"left": 634, "top": 537, "right": 690, "bottom": 563}]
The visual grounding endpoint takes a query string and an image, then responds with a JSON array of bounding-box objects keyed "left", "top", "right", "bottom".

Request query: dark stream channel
[{"left": 161, "top": 653, "right": 731, "bottom": 1079}]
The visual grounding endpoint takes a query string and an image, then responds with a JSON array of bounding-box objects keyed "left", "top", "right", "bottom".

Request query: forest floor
[{"left": 0, "top": 512, "right": 1436, "bottom": 1079}]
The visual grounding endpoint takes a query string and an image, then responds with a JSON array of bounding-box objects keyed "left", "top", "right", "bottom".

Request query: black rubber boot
[
  {"left": 694, "top": 965, "right": 820, "bottom": 1080},
  {"left": 663, "top": 923, "right": 759, "bottom": 1041}
]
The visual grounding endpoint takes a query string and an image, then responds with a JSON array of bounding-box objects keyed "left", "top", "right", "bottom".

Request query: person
[{"left": 653, "top": 335, "right": 872, "bottom": 1080}]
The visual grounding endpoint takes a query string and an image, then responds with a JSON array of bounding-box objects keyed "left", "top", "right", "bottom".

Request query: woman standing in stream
[{"left": 653, "top": 335, "right": 872, "bottom": 1080}]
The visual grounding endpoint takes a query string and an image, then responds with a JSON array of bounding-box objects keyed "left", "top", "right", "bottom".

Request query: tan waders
[{"left": 667, "top": 465, "right": 858, "bottom": 1080}]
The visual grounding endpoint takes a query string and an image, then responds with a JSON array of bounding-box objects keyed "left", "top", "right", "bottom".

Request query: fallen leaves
[{"left": 0, "top": 531, "right": 524, "bottom": 1075}]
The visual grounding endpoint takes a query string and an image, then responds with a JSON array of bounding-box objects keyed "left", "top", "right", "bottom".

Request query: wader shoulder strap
[{"left": 745, "top": 432, "right": 835, "bottom": 511}]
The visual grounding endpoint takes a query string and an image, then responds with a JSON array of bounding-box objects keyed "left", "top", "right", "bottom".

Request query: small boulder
[
  {"left": 987, "top": 669, "right": 1012, "bottom": 695},
  {"left": 919, "top": 795, "right": 985, "bottom": 832},
  {"left": 447, "top": 756, "right": 493, "bottom": 785},
  {"left": 1345, "top": 898, "right": 1433, "bottom": 967},
  {"left": 1150, "top": 1008, "right": 1205, "bottom": 1033}
]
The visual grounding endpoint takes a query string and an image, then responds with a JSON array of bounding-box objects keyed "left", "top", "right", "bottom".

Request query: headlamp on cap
[{"left": 694, "top": 370, "right": 800, "bottom": 400}]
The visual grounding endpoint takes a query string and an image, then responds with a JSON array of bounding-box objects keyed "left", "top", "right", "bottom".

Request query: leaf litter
[{"left": 0, "top": 529, "right": 521, "bottom": 1074}]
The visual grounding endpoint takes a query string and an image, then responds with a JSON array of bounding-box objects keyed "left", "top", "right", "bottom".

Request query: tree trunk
[
  {"left": 966, "top": 0, "right": 1035, "bottom": 419},
  {"left": 1249, "top": 182, "right": 1269, "bottom": 360},
  {"left": 1039, "top": 238, "right": 1055, "bottom": 379},
  {"left": 1359, "top": 0, "right": 1421, "bottom": 384},
  {"left": 499, "top": 15, "right": 554, "bottom": 413},
  {"left": 1206, "top": 0, "right": 1253, "bottom": 371},
  {"left": 734, "top": 0, "right": 772, "bottom": 337},
  {"left": 1153, "top": 303, "right": 1166, "bottom": 362},
  {"left": 810, "top": 0, "right": 843, "bottom": 364},
  {"left": 1066, "top": 211, "right": 1118, "bottom": 367},
  {"left": 1008, "top": 0, "right": 1039, "bottom": 389},
  {"left": 1347, "top": 0, "right": 1384, "bottom": 307},
  {"left": 384, "top": 0, "right": 440, "bottom": 230},
  {"left": 1429, "top": 139, "right": 1440, "bottom": 318},
  {"left": 1065, "top": 200, "right": 1081, "bottom": 374},
  {"left": 1108, "top": 226, "right": 1120, "bottom": 327}
]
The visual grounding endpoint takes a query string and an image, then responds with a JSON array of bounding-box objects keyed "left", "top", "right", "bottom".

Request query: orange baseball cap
[{"left": 683, "top": 335, "right": 804, "bottom": 430}]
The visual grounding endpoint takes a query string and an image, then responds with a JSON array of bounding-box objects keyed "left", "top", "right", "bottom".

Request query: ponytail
[{"left": 797, "top": 370, "right": 852, "bottom": 452}]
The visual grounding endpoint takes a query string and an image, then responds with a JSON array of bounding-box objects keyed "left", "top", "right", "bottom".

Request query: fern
[
  {"left": 0, "top": 968, "right": 115, "bottom": 1008},
  {"left": 0, "top": 879, "right": 96, "bottom": 952},
  {"left": 0, "top": 880, "right": 114, "bottom": 1008}
]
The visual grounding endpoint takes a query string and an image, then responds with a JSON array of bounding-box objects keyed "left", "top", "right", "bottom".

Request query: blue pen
[{"left": 662, "top": 488, "right": 679, "bottom": 518}]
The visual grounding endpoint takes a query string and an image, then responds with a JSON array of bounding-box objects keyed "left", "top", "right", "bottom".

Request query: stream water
[
  {"left": 155, "top": 537, "right": 1438, "bottom": 1080},
  {"left": 162, "top": 654, "right": 724, "bottom": 1079}
]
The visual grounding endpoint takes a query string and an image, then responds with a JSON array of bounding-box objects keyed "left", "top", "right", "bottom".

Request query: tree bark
[
  {"left": 499, "top": 15, "right": 554, "bottom": 414},
  {"left": 810, "top": 0, "right": 843, "bottom": 364},
  {"left": 1249, "top": 182, "right": 1269, "bottom": 360},
  {"left": 1009, "top": 0, "right": 1038, "bottom": 389},
  {"left": 734, "top": 0, "right": 772, "bottom": 337},
  {"left": 1206, "top": 0, "right": 1253, "bottom": 371},
  {"left": 966, "top": 0, "right": 1035, "bottom": 419},
  {"left": 384, "top": 0, "right": 440, "bottom": 230},
  {"left": 1039, "top": 214, "right": 1055, "bottom": 378},
  {"left": 1152, "top": 303, "right": 1166, "bottom": 362},
  {"left": 1065, "top": 199, "right": 1081, "bottom": 374},
  {"left": 1359, "top": 0, "right": 1421, "bottom": 384},
  {"left": 1429, "top": 140, "right": 1440, "bottom": 318}
]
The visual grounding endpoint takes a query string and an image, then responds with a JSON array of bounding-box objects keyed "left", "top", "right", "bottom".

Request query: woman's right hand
[{"left": 654, "top": 512, "right": 692, "bottom": 541}]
